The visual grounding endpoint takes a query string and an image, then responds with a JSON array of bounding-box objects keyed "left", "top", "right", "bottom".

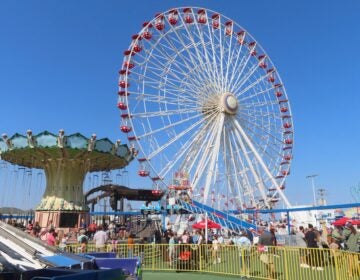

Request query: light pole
[{"left": 306, "top": 174, "right": 319, "bottom": 206}]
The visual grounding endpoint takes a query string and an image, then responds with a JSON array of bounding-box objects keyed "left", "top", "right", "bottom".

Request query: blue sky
[{"left": 0, "top": 0, "right": 360, "bottom": 207}]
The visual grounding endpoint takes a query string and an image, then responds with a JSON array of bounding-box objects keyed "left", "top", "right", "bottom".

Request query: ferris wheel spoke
[
  {"left": 179, "top": 116, "right": 217, "bottom": 172},
  {"left": 202, "top": 113, "right": 224, "bottom": 201},
  {"left": 145, "top": 113, "right": 211, "bottom": 160},
  {"left": 236, "top": 74, "right": 274, "bottom": 100},
  {"left": 128, "top": 89, "right": 199, "bottom": 109},
  {"left": 160, "top": 28, "right": 215, "bottom": 89},
  {"left": 235, "top": 116, "right": 283, "bottom": 169},
  {"left": 162, "top": 114, "right": 219, "bottom": 182},
  {"left": 148, "top": 46, "right": 209, "bottom": 92},
  {"left": 238, "top": 86, "right": 276, "bottom": 104},
  {"left": 137, "top": 51, "right": 203, "bottom": 93},
  {"left": 128, "top": 71, "right": 201, "bottom": 102},
  {"left": 239, "top": 107, "right": 280, "bottom": 120},
  {"left": 242, "top": 100, "right": 279, "bottom": 108},
  {"left": 232, "top": 60, "right": 262, "bottom": 96},
  {"left": 223, "top": 31, "right": 238, "bottom": 93},
  {"left": 227, "top": 40, "right": 246, "bottom": 90},
  {"left": 228, "top": 120, "right": 269, "bottom": 207},
  {"left": 232, "top": 118, "right": 290, "bottom": 207},
  {"left": 138, "top": 62, "right": 204, "bottom": 94},
  {"left": 183, "top": 118, "right": 219, "bottom": 184},
  {"left": 158, "top": 113, "right": 218, "bottom": 178},
  {"left": 175, "top": 19, "right": 216, "bottom": 84},
  {"left": 189, "top": 12, "right": 222, "bottom": 93},
  {"left": 131, "top": 107, "right": 199, "bottom": 119},
  {"left": 223, "top": 129, "right": 246, "bottom": 208},
  {"left": 237, "top": 113, "right": 282, "bottom": 143},
  {"left": 229, "top": 50, "right": 254, "bottom": 94},
  {"left": 135, "top": 110, "right": 204, "bottom": 140},
  {"left": 190, "top": 113, "right": 223, "bottom": 193},
  {"left": 236, "top": 121, "right": 283, "bottom": 167},
  {"left": 201, "top": 19, "right": 225, "bottom": 92},
  {"left": 228, "top": 128, "right": 257, "bottom": 204},
  {"left": 137, "top": 41, "right": 207, "bottom": 95}
]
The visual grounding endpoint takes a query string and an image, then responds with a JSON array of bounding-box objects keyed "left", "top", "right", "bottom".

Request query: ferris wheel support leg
[
  {"left": 233, "top": 119, "right": 292, "bottom": 208},
  {"left": 231, "top": 121, "right": 269, "bottom": 208},
  {"left": 203, "top": 114, "right": 225, "bottom": 202},
  {"left": 228, "top": 130, "right": 257, "bottom": 205},
  {"left": 223, "top": 137, "right": 237, "bottom": 201},
  {"left": 191, "top": 116, "right": 219, "bottom": 195},
  {"left": 224, "top": 133, "right": 245, "bottom": 207}
]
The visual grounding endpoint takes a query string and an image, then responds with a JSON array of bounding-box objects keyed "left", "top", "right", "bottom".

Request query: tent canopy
[
  {"left": 192, "top": 219, "right": 221, "bottom": 229},
  {"left": 332, "top": 216, "right": 360, "bottom": 226}
]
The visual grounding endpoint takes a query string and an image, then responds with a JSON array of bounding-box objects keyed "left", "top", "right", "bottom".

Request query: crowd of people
[
  {"left": 21, "top": 218, "right": 136, "bottom": 254},
  {"left": 9, "top": 214, "right": 360, "bottom": 279},
  {"left": 161, "top": 220, "right": 360, "bottom": 278}
]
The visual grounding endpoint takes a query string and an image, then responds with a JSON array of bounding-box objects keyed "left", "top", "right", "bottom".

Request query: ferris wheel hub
[{"left": 221, "top": 93, "right": 238, "bottom": 115}]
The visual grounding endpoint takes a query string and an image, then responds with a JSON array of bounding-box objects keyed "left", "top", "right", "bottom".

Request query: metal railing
[{"left": 62, "top": 243, "right": 360, "bottom": 280}]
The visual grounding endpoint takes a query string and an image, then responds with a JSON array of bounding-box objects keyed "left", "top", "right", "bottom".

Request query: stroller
[{"left": 176, "top": 245, "right": 199, "bottom": 271}]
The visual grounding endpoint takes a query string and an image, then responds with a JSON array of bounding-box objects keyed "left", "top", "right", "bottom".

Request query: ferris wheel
[{"left": 117, "top": 7, "right": 294, "bottom": 210}]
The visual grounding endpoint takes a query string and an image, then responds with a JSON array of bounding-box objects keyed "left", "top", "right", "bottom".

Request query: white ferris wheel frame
[{"left": 118, "top": 7, "right": 294, "bottom": 210}]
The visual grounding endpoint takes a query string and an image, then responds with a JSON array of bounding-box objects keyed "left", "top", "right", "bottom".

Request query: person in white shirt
[
  {"left": 295, "top": 226, "right": 309, "bottom": 268},
  {"left": 236, "top": 231, "right": 251, "bottom": 276},
  {"left": 93, "top": 225, "right": 108, "bottom": 251}
]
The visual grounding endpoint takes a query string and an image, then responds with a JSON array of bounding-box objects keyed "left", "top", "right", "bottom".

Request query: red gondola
[
  {"left": 197, "top": 9, "right": 206, "bottom": 24},
  {"left": 155, "top": 14, "right": 165, "bottom": 31},
  {"left": 183, "top": 8, "right": 193, "bottom": 24},
  {"left": 168, "top": 9, "right": 178, "bottom": 25},
  {"left": 212, "top": 14, "right": 219, "bottom": 29},
  {"left": 138, "top": 170, "right": 149, "bottom": 177},
  {"left": 120, "top": 126, "right": 132, "bottom": 133},
  {"left": 119, "top": 81, "right": 129, "bottom": 88},
  {"left": 117, "top": 102, "right": 127, "bottom": 110}
]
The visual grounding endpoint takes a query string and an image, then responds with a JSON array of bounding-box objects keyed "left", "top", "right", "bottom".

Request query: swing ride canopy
[
  {"left": 0, "top": 131, "right": 133, "bottom": 171},
  {"left": 0, "top": 130, "right": 134, "bottom": 211}
]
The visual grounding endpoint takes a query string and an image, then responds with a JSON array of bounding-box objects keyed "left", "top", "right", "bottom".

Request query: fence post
[
  {"left": 199, "top": 244, "right": 202, "bottom": 272},
  {"left": 282, "top": 247, "right": 289, "bottom": 280},
  {"left": 334, "top": 250, "right": 340, "bottom": 280},
  {"left": 151, "top": 243, "right": 155, "bottom": 271}
]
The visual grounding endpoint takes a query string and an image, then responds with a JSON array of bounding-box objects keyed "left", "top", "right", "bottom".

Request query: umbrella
[
  {"left": 192, "top": 219, "right": 221, "bottom": 229},
  {"left": 332, "top": 217, "right": 360, "bottom": 226}
]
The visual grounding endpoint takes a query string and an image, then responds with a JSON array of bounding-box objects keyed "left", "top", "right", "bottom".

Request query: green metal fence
[{"left": 63, "top": 243, "right": 360, "bottom": 280}]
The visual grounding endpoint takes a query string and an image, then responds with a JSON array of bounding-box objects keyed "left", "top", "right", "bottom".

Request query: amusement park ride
[
  {"left": 118, "top": 7, "right": 294, "bottom": 213},
  {"left": 0, "top": 130, "right": 135, "bottom": 230},
  {"left": 0, "top": 7, "right": 296, "bottom": 231},
  {"left": 0, "top": 8, "right": 302, "bottom": 275}
]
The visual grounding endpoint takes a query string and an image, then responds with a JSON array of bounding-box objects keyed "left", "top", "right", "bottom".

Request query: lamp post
[{"left": 306, "top": 174, "right": 319, "bottom": 206}]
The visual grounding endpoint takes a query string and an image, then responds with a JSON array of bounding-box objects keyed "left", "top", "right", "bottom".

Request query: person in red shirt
[{"left": 88, "top": 220, "right": 97, "bottom": 238}]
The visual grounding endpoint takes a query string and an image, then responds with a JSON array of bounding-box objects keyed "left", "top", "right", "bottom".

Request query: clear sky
[{"left": 0, "top": 0, "right": 359, "bottom": 207}]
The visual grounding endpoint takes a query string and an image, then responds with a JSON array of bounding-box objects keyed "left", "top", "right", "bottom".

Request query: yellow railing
[{"left": 62, "top": 243, "right": 360, "bottom": 280}]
